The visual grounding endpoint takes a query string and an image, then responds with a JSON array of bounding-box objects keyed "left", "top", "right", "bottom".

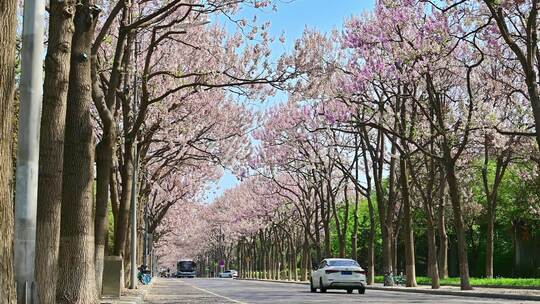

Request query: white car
[
  {"left": 218, "top": 270, "right": 236, "bottom": 278},
  {"left": 310, "top": 258, "right": 367, "bottom": 294}
]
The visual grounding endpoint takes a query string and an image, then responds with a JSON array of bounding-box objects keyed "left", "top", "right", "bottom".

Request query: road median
[{"left": 239, "top": 278, "right": 540, "bottom": 302}]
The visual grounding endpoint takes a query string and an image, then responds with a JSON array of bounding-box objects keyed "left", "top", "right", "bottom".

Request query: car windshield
[{"left": 327, "top": 260, "right": 359, "bottom": 267}]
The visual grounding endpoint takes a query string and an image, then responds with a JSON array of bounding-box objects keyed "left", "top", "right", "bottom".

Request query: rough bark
[
  {"left": 35, "top": 1, "right": 76, "bottom": 302},
  {"left": 0, "top": 0, "right": 17, "bottom": 302},
  {"left": 93, "top": 8, "right": 129, "bottom": 292},
  {"left": 444, "top": 157, "right": 472, "bottom": 290},
  {"left": 378, "top": 138, "right": 397, "bottom": 284},
  {"left": 93, "top": 116, "right": 114, "bottom": 295},
  {"left": 421, "top": 164, "right": 440, "bottom": 289},
  {"left": 366, "top": 195, "right": 376, "bottom": 284},
  {"left": 399, "top": 157, "right": 417, "bottom": 287},
  {"left": 113, "top": 50, "right": 137, "bottom": 259},
  {"left": 437, "top": 168, "right": 448, "bottom": 279},
  {"left": 334, "top": 185, "right": 349, "bottom": 258},
  {"left": 425, "top": 211, "right": 440, "bottom": 288},
  {"left": 114, "top": 138, "right": 133, "bottom": 257},
  {"left": 483, "top": 157, "right": 508, "bottom": 279},
  {"left": 301, "top": 228, "right": 309, "bottom": 281},
  {"left": 292, "top": 241, "right": 298, "bottom": 281},
  {"left": 359, "top": 131, "right": 376, "bottom": 284},
  {"left": 56, "top": 2, "right": 100, "bottom": 303},
  {"left": 114, "top": 30, "right": 135, "bottom": 259},
  {"left": 427, "top": 69, "right": 472, "bottom": 289}
]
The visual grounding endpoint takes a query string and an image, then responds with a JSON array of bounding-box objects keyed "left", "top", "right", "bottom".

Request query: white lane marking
[{"left": 181, "top": 280, "right": 249, "bottom": 304}]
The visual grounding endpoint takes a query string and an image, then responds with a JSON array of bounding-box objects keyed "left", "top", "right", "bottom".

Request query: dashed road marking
[{"left": 181, "top": 280, "right": 249, "bottom": 304}]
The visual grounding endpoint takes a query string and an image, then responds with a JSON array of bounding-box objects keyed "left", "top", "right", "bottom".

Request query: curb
[
  {"left": 100, "top": 284, "right": 151, "bottom": 304},
  {"left": 100, "top": 297, "right": 144, "bottom": 304},
  {"left": 240, "top": 279, "right": 540, "bottom": 302}
]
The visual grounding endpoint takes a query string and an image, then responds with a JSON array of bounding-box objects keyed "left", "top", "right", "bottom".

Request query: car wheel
[
  {"left": 358, "top": 287, "right": 366, "bottom": 294},
  {"left": 347, "top": 289, "right": 353, "bottom": 294},
  {"left": 319, "top": 278, "right": 327, "bottom": 293},
  {"left": 310, "top": 279, "right": 316, "bottom": 293}
]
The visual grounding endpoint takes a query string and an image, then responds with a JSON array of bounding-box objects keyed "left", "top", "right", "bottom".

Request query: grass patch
[{"left": 374, "top": 276, "right": 540, "bottom": 288}]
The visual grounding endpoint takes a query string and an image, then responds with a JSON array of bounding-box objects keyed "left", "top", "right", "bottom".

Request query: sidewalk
[
  {"left": 100, "top": 283, "right": 152, "bottom": 304},
  {"left": 240, "top": 278, "right": 540, "bottom": 302}
]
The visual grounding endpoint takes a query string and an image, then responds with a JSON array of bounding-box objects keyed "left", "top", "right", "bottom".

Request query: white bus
[{"left": 176, "top": 259, "right": 197, "bottom": 278}]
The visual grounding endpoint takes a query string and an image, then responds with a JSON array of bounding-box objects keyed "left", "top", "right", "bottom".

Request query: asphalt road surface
[{"left": 144, "top": 278, "right": 537, "bottom": 304}]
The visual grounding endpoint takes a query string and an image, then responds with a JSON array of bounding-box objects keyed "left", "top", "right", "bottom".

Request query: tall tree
[
  {"left": 35, "top": 0, "right": 77, "bottom": 302},
  {"left": 56, "top": 1, "right": 100, "bottom": 302},
  {"left": 0, "top": 0, "right": 18, "bottom": 302}
]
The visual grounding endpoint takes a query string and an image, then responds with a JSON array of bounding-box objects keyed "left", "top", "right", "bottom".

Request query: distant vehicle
[
  {"left": 310, "top": 258, "right": 367, "bottom": 294},
  {"left": 159, "top": 267, "right": 172, "bottom": 278},
  {"left": 218, "top": 270, "right": 238, "bottom": 278},
  {"left": 177, "top": 259, "right": 197, "bottom": 278}
]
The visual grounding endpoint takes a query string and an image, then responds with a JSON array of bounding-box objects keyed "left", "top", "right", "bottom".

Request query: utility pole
[
  {"left": 14, "top": 0, "right": 45, "bottom": 302},
  {"left": 129, "top": 143, "right": 139, "bottom": 289},
  {"left": 129, "top": 35, "right": 139, "bottom": 290},
  {"left": 143, "top": 203, "right": 148, "bottom": 267}
]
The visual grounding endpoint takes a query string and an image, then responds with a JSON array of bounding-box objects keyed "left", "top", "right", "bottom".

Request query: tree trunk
[
  {"left": 301, "top": 229, "right": 309, "bottom": 281},
  {"left": 268, "top": 241, "right": 273, "bottom": 280},
  {"left": 381, "top": 138, "right": 398, "bottom": 284},
  {"left": 367, "top": 195, "right": 376, "bottom": 285},
  {"left": 56, "top": 2, "right": 100, "bottom": 303},
  {"left": 400, "top": 158, "right": 417, "bottom": 287},
  {"left": 237, "top": 243, "right": 242, "bottom": 278},
  {"left": 114, "top": 146, "right": 133, "bottom": 256},
  {"left": 485, "top": 205, "right": 495, "bottom": 279},
  {"left": 293, "top": 241, "right": 298, "bottom": 281},
  {"left": 483, "top": 156, "right": 508, "bottom": 279},
  {"left": 422, "top": 167, "right": 440, "bottom": 289},
  {"left": 322, "top": 206, "right": 331, "bottom": 258},
  {"left": 444, "top": 158, "right": 472, "bottom": 290},
  {"left": 437, "top": 168, "right": 449, "bottom": 279},
  {"left": 337, "top": 185, "right": 350, "bottom": 258},
  {"left": 378, "top": 160, "right": 396, "bottom": 285},
  {"left": 425, "top": 203, "right": 440, "bottom": 289},
  {"left": 351, "top": 199, "right": 359, "bottom": 261},
  {"left": 94, "top": 136, "right": 113, "bottom": 295},
  {"left": 114, "top": 34, "right": 135, "bottom": 259},
  {"left": 0, "top": 0, "right": 17, "bottom": 302},
  {"left": 35, "top": 1, "right": 76, "bottom": 302},
  {"left": 287, "top": 238, "right": 296, "bottom": 281},
  {"left": 351, "top": 137, "right": 360, "bottom": 261},
  {"left": 92, "top": 42, "right": 124, "bottom": 294},
  {"left": 392, "top": 234, "right": 398, "bottom": 275}
]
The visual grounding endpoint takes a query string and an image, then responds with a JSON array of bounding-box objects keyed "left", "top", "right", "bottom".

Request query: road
[{"left": 144, "top": 278, "right": 538, "bottom": 304}]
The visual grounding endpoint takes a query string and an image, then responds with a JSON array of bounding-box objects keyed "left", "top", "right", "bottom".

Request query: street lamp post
[
  {"left": 14, "top": 0, "right": 45, "bottom": 302},
  {"left": 143, "top": 202, "right": 148, "bottom": 267},
  {"left": 129, "top": 35, "right": 139, "bottom": 290}
]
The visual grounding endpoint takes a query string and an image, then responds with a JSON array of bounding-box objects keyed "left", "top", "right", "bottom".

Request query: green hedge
[{"left": 374, "top": 276, "right": 540, "bottom": 288}]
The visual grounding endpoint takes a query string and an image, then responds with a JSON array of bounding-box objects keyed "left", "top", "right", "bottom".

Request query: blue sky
[{"left": 204, "top": 0, "right": 376, "bottom": 202}]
